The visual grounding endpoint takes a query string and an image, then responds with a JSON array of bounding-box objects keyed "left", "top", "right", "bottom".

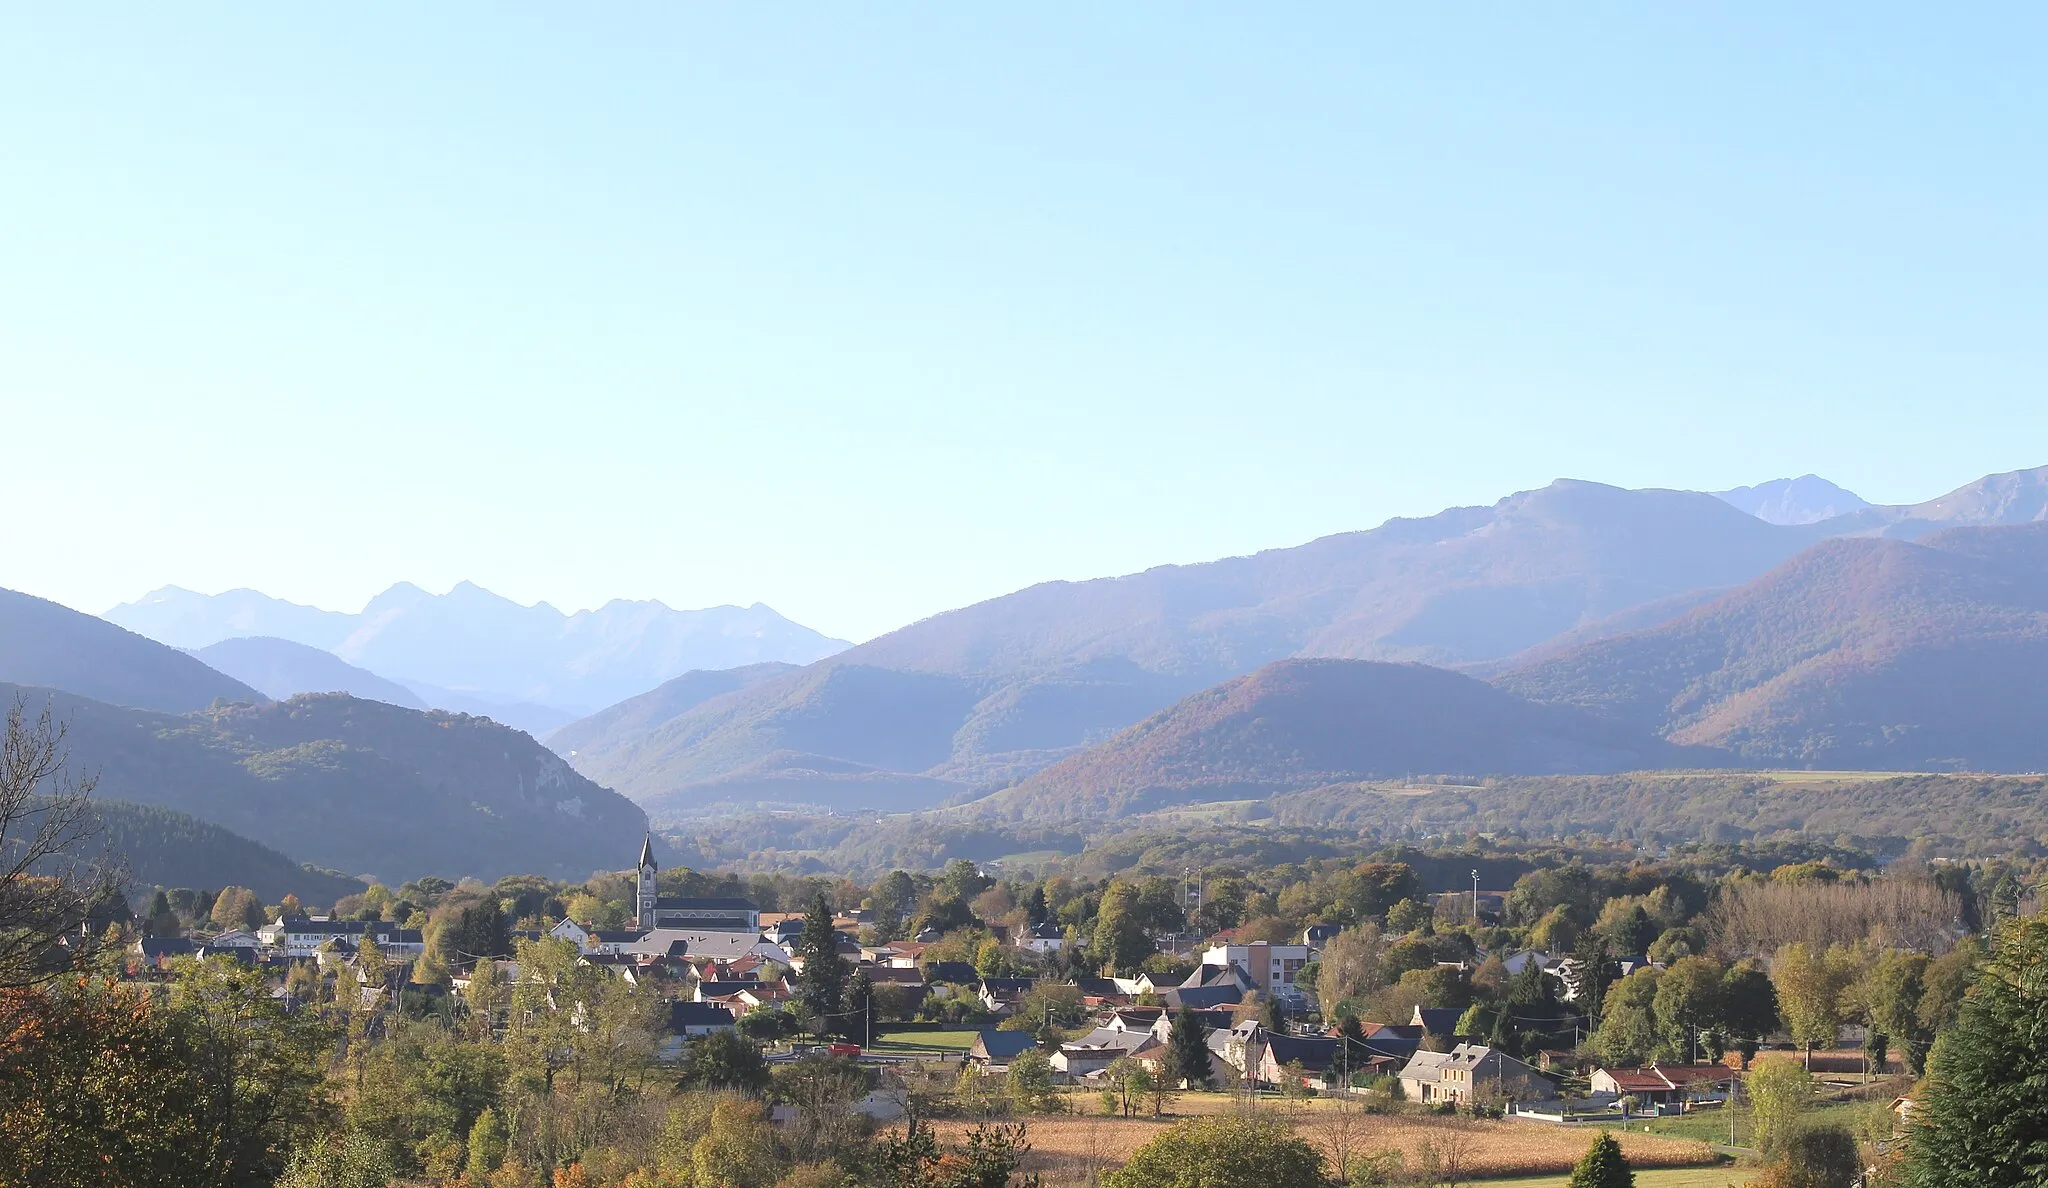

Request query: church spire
[{"left": 638, "top": 832, "right": 656, "bottom": 872}]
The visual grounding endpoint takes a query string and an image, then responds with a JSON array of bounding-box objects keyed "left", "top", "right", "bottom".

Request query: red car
[{"left": 825, "top": 1042, "right": 863, "bottom": 1058}]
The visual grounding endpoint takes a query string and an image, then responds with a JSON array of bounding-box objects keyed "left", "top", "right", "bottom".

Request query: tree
[
  {"left": 210, "top": 887, "right": 265, "bottom": 933},
  {"left": 1764, "top": 1124, "right": 1859, "bottom": 1188},
  {"left": 1856, "top": 949, "right": 1927, "bottom": 1075},
  {"left": 1772, "top": 943, "right": 1848, "bottom": 1066},
  {"left": 449, "top": 900, "right": 510, "bottom": 961},
  {"left": 1569, "top": 1131, "right": 1633, "bottom": 1188},
  {"left": 869, "top": 870, "right": 919, "bottom": 939},
  {"left": 1314, "top": 923, "right": 1385, "bottom": 1012},
  {"left": 1026, "top": 885, "right": 1050, "bottom": 926},
  {"left": 1720, "top": 961, "right": 1781, "bottom": 1063},
  {"left": 0, "top": 959, "right": 333, "bottom": 1186},
  {"left": 145, "top": 888, "right": 183, "bottom": 938},
  {"left": 1593, "top": 969, "right": 1663, "bottom": 1065},
  {"left": 795, "top": 893, "right": 846, "bottom": 1036},
  {"left": 1092, "top": 881, "right": 1156, "bottom": 976},
  {"left": 1651, "top": 957, "right": 1722, "bottom": 1064},
  {"left": 1101, "top": 1055, "right": 1150, "bottom": 1117},
  {"left": 691, "top": 1097, "right": 782, "bottom": 1188},
  {"left": 0, "top": 700, "right": 113, "bottom": 988},
  {"left": 1105, "top": 1117, "right": 1327, "bottom": 1188},
  {"left": 679, "top": 1029, "right": 771, "bottom": 1093},
  {"left": 1165, "top": 1006, "right": 1213, "bottom": 1089},
  {"left": 1746, "top": 1055, "right": 1814, "bottom": 1156},
  {"left": 1005, "top": 1048, "right": 1060, "bottom": 1114},
  {"left": 1905, "top": 917, "right": 2048, "bottom": 1187},
  {"left": 465, "top": 1107, "right": 507, "bottom": 1181}
]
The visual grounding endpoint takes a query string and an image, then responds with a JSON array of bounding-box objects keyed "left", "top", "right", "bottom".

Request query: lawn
[{"left": 864, "top": 1027, "right": 980, "bottom": 1056}]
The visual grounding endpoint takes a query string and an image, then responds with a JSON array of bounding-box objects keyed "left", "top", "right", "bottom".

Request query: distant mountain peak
[{"left": 1713, "top": 475, "right": 1872, "bottom": 525}]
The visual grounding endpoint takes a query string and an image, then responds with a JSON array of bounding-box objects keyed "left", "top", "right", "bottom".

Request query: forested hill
[
  {"left": 77, "top": 800, "right": 366, "bottom": 905},
  {"left": 0, "top": 587, "right": 260, "bottom": 712},
  {"left": 981, "top": 658, "right": 1707, "bottom": 820},
  {"left": 1496, "top": 521, "right": 2048, "bottom": 770},
  {"left": 3, "top": 683, "right": 645, "bottom": 884}
]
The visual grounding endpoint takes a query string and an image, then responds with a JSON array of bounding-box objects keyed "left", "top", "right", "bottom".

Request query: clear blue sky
[{"left": 4, "top": 5, "right": 2044, "bottom": 642}]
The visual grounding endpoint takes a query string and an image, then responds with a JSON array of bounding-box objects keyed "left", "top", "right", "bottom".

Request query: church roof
[{"left": 638, "top": 833, "right": 656, "bottom": 870}]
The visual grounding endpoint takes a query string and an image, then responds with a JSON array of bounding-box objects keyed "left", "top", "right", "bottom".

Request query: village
[{"left": 101, "top": 834, "right": 1931, "bottom": 1188}]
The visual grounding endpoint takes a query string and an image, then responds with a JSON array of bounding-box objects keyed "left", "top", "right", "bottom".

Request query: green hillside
[{"left": 5, "top": 683, "right": 646, "bottom": 884}]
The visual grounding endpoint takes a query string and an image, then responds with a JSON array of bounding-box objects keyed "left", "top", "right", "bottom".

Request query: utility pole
[{"left": 1471, "top": 869, "right": 1481, "bottom": 924}]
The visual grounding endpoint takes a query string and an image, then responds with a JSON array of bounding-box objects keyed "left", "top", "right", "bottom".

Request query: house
[
  {"left": 628, "top": 929, "right": 788, "bottom": 964},
  {"left": 657, "top": 1002, "right": 739, "bottom": 1062},
  {"left": 1255, "top": 1032, "right": 1344, "bottom": 1088},
  {"left": 1201, "top": 941, "right": 1313, "bottom": 1000},
  {"left": 1398, "top": 1043, "right": 1556, "bottom": 1105},
  {"left": 1157, "top": 984, "right": 1244, "bottom": 1011},
  {"left": 978, "top": 977, "right": 1037, "bottom": 1016},
  {"left": 1017, "top": 921, "right": 1066, "bottom": 955},
  {"left": 133, "top": 937, "right": 197, "bottom": 969},
  {"left": 1054, "top": 1041, "right": 1153, "bottom": 1079},
  {"left": 1412, "top": 1005, "right": 1464, "bottom": 1039},
  {"left": 967, "top": 1030, "right": 1042, "bottom": 1069},
  {"left": 1590, "top": 1064, "right": 1736, "bottom": 1109},
  {"left": 694, "top": 979, "right": 773, "bottom": 1003},
  {"left": 204, "top": 930, "right": 264, "bottom": 949},
  {"left": 631, "top": 836, "right": 761, "bottom": 933},
  {"left": 259, "top": 916, "right": 424, "bottom": 959},
  {"left": 1302, "top": 923, "right": 1343, "bottom": 947},
  {"left": 923, "top": 960, "right": 979, "bottom": 986}
]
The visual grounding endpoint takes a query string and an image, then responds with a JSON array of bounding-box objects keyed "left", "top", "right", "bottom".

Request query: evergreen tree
[
  {"left": 1906, "top": 917, "right": 2048, "bottom": 1187},
  {"left": 1260, "top": 993, "right": 1286, "bottom": 1033},
  {"left": 796, "top": 893, "right": 845, "bottom": 1037},
  {"left": 1026, "top": 886, "right": 1050, "bottom": 927},
  {"left": 1165, "top": 1008, "right": 1212, "bottom": 1089},
  {"left": 145, "top": 889, "right": 182, "bottom": 938},
  {"left": 1568, "top": 1131, "right": 1633, "bottom": 1188}
]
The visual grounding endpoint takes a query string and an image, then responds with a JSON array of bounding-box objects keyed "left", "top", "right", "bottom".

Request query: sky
[{"left": 3, "top": 6, "right": 2045, "bottom": 643}]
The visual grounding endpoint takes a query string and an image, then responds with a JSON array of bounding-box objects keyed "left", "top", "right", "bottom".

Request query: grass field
[{"left": 864, "top": 1028, "right": 978, "bottom": 1057}]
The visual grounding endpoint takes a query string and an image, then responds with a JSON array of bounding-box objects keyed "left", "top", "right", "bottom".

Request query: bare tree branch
[{"left": 0, "top": 696, "right": 117, "bottom": 987}]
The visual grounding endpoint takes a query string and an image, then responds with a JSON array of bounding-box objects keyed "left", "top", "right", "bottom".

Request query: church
[{"left": 633, "top": 834, "right": 762, "bottom": 933}]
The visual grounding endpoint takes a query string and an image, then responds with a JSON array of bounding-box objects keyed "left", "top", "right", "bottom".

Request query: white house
[
  {"left": 1016, "top": 922, "right": 1066, "bottom": 955},
  {"left": 1201, "top": 941, "right": 1311, "bottom": 998}
]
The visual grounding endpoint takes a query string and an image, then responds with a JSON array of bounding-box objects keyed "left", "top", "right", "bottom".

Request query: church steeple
[{"left": 635, "top": 833, "right": 658, "bottom": 931}]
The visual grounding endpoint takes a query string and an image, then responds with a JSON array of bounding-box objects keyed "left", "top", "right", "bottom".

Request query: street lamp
[{"left": 1471, "top": 870, "right": 1481, "bottom": 923}]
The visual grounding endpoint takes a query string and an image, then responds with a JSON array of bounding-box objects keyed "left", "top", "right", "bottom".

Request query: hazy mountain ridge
[
  {"left": 1496, "top": 522, "right": 2048, "bottom": 769},
  {"left": 0, "top": 588, "right": 262, "bottom": 713},
  {"left": 559, "top": 464, "right": 2048, "bottom": 814},
  {"left": 1713, "top": 475, "right": 1872, "bottom": 525},
  {"left": 978, "top": 659, "right": 1705, "bottom": 820},
  {"left": 191, "top": 636, "right": 427, "bottom": 709},
  {"left": 104, "top": 581, "right": 851, "bottom": 715}
]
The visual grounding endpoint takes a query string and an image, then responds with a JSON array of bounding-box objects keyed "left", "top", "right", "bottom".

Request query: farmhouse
[{"left": 1398, "top": 1043, "right": 1557, "bottom": 1105}]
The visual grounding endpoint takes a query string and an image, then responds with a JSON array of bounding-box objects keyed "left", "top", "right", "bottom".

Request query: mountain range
[
  {"left": 553, "top": 464, "right": 2048, "bottom": 822},
  {"left": 14, "top": 462, "right": 2048, "bottom": 891},
  {"left": 104, "top": 581, "right": 850, "bottom": 721},
  {"left": 982, "top": 659, "right": 1707, "bottom": 820}
]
